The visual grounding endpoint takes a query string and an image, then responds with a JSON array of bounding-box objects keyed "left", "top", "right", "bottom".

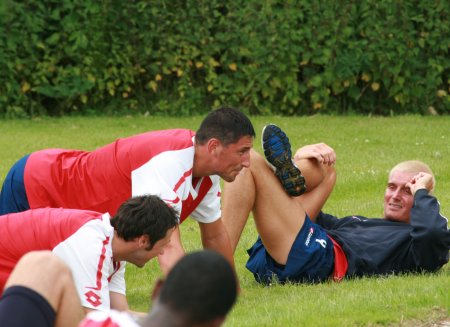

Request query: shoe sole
[{"left": 262, "top": 124, "right": 306, "bottom": 196}]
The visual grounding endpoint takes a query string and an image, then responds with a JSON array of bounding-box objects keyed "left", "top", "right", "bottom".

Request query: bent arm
[{"left": 409, "top": 189, "right": 450, "bottom": 271}]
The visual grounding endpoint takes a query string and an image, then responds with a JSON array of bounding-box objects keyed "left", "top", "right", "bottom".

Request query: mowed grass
[{"left": 1, "top": 115, "right": 449, "bottom": 326}]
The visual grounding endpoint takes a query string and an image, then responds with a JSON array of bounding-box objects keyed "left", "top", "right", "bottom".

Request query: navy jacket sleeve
[{"left": 409, "top": 189, "right": 450, "bottom": 271}]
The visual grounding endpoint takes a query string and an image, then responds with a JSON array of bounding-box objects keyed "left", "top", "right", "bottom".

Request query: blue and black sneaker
[{"left": 262, "top": 124, "right": 306, "bottom": 197}]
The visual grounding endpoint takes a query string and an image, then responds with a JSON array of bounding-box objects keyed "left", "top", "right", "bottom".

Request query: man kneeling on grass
[{"left": 222, "top": 124, "right": 449, "bottom": 284}]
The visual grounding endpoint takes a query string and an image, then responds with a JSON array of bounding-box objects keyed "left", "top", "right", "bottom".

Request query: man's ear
[
  {"left": 151, "top": 279, "right": 164, "bottom": 301},
  {"left": 206, "top": 138, "right": 220, "bottom": 154},
  {"left": 139, "top": 235, "right": 151, "bottom": 249}
]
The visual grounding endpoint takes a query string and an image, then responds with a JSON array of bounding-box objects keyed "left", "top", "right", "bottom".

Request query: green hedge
[{"left": 1, "top": 0, "right": 449, "bottom": 117}]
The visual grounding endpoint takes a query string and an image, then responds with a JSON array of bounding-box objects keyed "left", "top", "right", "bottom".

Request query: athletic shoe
[{"left": 262, "top": 124, "right": 306, "bottom": 196}]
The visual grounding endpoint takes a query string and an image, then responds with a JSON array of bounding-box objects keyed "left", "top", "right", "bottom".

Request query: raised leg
[
  {"left": 223, "top": 150, "right": 306, "bottom": 264},
  {"left": 294, "top": 157, "right": 336, "bottom": 221},
  {"left": 250, "top": 151, "right": 306, "bottom": 264},
  {"left": 222, "top": 132, "right": 336, "bottom": 265},
  {"left": 222, "top": 156, "right": 257, "bottom": 253},
  {"left": 4, "top": 251, "right": 84, "bottom": 327}
]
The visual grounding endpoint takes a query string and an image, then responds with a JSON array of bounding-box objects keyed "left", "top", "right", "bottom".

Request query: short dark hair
[
  {"left": 110, "top": 195, "right": 178, "bottom": 248},
  {"left": 195, "top": 107, "right": 255, "bottom": 146},
  {"left": 159, "top": 250, "right": 238, "bottom": 324}
]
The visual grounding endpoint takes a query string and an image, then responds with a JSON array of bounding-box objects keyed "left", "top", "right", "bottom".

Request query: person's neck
[
  {"left": 192, "top": 143, "right": 213, "bottom": 178},
  {"left": 111, "top": 231, "right": 132, "bottom": 262},
  {"left": 142, "top": 305, "right": 187, "bottom": 327}
]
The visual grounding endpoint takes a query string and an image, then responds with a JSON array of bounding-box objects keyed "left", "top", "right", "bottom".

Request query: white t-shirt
[
  {"left": 52, "top": 213, "right": 126, "bottom": 311},
  {"left": 25, "top": 129, "right": 222, "bottom": 223},
  {"left": 0, "top": 208, "right": 125, "bottom": 312}
]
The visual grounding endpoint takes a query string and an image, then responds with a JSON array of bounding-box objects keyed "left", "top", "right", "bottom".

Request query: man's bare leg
[
  {"left": 222, "top": 156, "right": 257, "bottom": 253},
  {"left": 250, "top": 151, "right": 307, "bottom": 264},
  {"left": 4, "top": 251, "right": 84, "bottom": 327},
  {"left": 223, "top": 150, "right": 306, "bottom": 264},
  {"left": 223, "top": 142, "right": 336, "bottom": 259},
  {"left": 221, "top": 148, "right": 323, "bottom": 253},
  {"left": 294, "top": 155, "right": 336, "bottom": 221}
]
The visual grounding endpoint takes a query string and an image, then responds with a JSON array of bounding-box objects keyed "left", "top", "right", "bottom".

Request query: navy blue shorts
[
  {"left": 246, "top": 214, "right": 334, "bottom": 284},
  {"left": 0, "top": 155, "right": 30, "bottom": 215},
  {"left": 0, "top": 285, "right": 55, "bottom": 327}
]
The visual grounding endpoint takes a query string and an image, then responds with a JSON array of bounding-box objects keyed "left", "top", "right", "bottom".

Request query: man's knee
[
  {"left": 7, "top": 251, "right": 75, "bottom": 311},
  {"left": 297, "top": 159, "right": 334, "bottom": 191},
  {"left": 250, "top": 149, "right": 269, "bottom": 168},
  {"left": 16, "top": 251, "right": 71, "bottom": 282}
]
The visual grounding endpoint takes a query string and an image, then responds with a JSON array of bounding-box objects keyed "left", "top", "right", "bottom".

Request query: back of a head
[
  {"left": 158, "top": 250, "right": 238, "bottom": 326},
  {"left": 195, "top": 107, "right": 255, "bottom": 146},
  {"left": 390, "top": 160, "right": 436, "bottom": 192},
  {"left": 110, "top": 195, "right": 178, "bottom": 246}
]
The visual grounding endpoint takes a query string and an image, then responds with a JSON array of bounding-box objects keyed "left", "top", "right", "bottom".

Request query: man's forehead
[
  {"left": 229, "top": 135, "right": 254, "bottom": 148},
  {"left": 388, "top": 170, "right": 415, "bottom": 185}
]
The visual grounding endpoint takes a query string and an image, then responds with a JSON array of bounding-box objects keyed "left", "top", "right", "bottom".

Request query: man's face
[
  {"left": 384, "top": 170, "right": 415, "bottom": 223},
  {"left": 126, "top": 228, "right": 174, "bottom": 268},
  {"left": 214, "top": 135, "right": 253, "bottom": 182}
]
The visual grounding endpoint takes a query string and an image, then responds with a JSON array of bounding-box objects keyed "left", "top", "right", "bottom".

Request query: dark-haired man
[
  {"left": 0, "top": 107, "right": 255, "bottom": 276},
  {"left": 0, "top": 195, "right": 178, "bottom": 313}
]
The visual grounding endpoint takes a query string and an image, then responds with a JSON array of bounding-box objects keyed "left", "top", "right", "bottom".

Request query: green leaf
[{"left": 46, "top": 33, "right": 60, "bottom": 46}]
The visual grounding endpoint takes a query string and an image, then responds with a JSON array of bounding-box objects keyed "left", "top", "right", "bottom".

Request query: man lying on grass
[{"left": 222, "top": 124, "right": 449, "bottom": 284}]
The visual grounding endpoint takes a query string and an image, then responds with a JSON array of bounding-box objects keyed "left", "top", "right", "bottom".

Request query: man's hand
[
  {"left": 294, "top": 143, "right": 336, "bottom": 166},
  {"left": 406, "top": 172, "right": 434, "bottom": 195}
]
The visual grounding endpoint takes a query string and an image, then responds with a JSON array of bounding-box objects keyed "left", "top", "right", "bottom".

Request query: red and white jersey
[
  {"left": 24, "top": 129, "right": 221, "bottom": 223},
  {"left": 0, "top": 208, "right": 125, "bottom": 312},
  {"left": 79, "top": 310, "right": 139, "bottom": 327}
]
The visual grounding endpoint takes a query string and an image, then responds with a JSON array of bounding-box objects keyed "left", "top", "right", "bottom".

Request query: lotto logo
[{"left": 85, "top": 290, "right": 102, "bottom": 307}]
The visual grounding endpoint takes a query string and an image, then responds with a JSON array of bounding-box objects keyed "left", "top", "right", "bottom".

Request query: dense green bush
[{"left": 0, "top": 0, "right": 449, "bottom": 117}]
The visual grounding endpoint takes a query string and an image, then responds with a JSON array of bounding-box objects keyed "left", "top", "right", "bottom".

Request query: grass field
[{"left": 1, "top": 115, "right": 449, "bottom": 326}]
